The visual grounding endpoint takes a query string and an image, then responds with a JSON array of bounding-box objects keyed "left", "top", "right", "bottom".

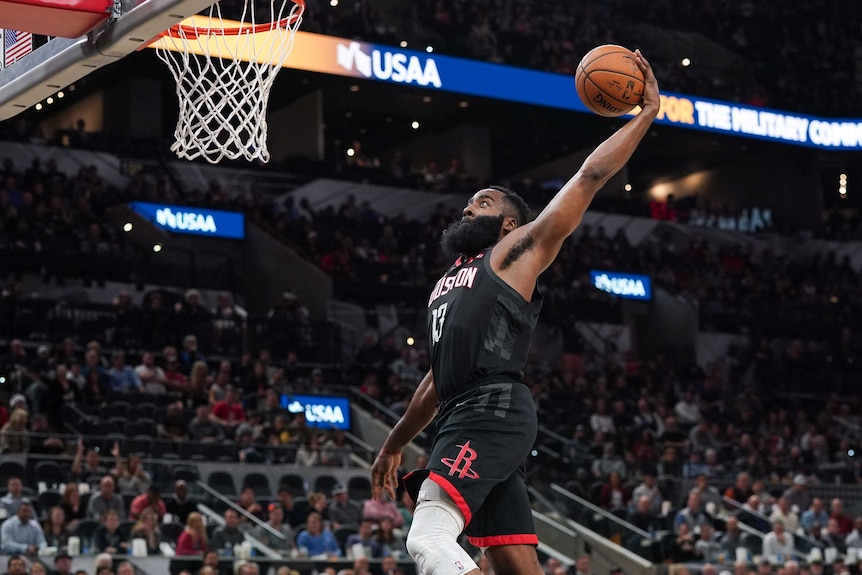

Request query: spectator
[
  {"left": 165, "top": 480, "right": 197, "bottom": 525},
  {"left": 689, "top": 474, "right": 722, "bottom": 511},
  {"left": 674, "top": 492, "right": 711, "bottom": 531},
  {"left": 630, "top": 473, "right": 662, "bottom": 514},
  {"left": 296, "top": 434, "right": 323, "bottom": 466},
  {"left": 322, "top": 431, "right": 352, "bottom": 467},
  {"left": 114, "top": 452, "right": 152, "bottom": 495},
  {"left": 134, "top": 352, "right": 167, "bottom": 389},
  {"left": 0, "top": 477, "right": 25, "bottom": 516},
  {"left": 157, "top": 401, "right": 189, "bottom": 440},
  {"left": 53, "top": 550, "right": 73, "bottom": 575},
  {"left": 1, "top": 500, "right": 46, "bottom": 555},
  {"left": 250, "top": 503, "right": 294, "bottom": 555},
  {"left": 674, "top": 390, "right": 702, "bottom": 427},
  {"left": 591, "top": 443, "right": 627, "bottom": 479},
  {"left": 671, "top": 523, "right": 701, "bottom": 563},
  {"left": 45, "top": 364, "right": 80, "bottom": 430},
  {"left": 627, "top": 495, "right": 661, "bottom": 533},
  {"left": 345, "top": 518, "right": 384, "bottom": 559},
  {"left": 296, "top": 511, "right": 341, "bottom": 558},
  {"left": 115, "top": 562, "right": 135, "bottom": 575},
  {"left": 829, "top": 498, "right": 853, "bottom": 535},
  {"left": 189, "top": 405, "right": 225, "bottom": 442},
  {"left": 762, "top": 521, "right": 794, "bottom": 565},
  {"left": 130, "top": 485, "right": 166, "bottom": 520},
  {"left": 275, "top": 488, "right": 306, "bottom": 528},
  {"left": 821, "top": 517, "right": 847, "bottom": 554},
  {"left": 589, "top": 400, "right": 615, "bottom": 435},
  {"left": 210, "top": 386, "right": 246, "bottom": 432},
  {"left": 60, "top": 484, "right": 86, "bottom": 525},
  {"left": 41, "top": 506, "right": 70, "bottom": 548},
  {"left": 28, "top": 413, "right": 65, "bottom": 455},
  {"left": 4, "top": 556, "right": 27, "bottom": 575},
  {"left": 845, "top": 517, "right": 862, "bottom": 549},
  {"left": 176, "top": 512, "right": 208, "bottom": 556},
  {"left": 236, "top": 487, "right": 264, "bottom": 522},
  {"left": 738, "top": 495, "right": 771, "bottom": 533},
  {"left": 781, "top": 475, "right": 811, "bottom": 513},
  {"left": 0, "top": 409, "right": 29, "bottom": 454},
  {"left": 361, "top": 492, "right": 403, "bottom": 528},
  {"left": 720, "top": 517, "right": 744, "bottom": 556},
  {"left": 800, "top": 498, "right": 829, "bottom": 533},
  {"left": 71, "top": 438, "right": 109, "bottom": 487},
  {"left": 179, "top": 332, "right": 206, "bottom": 374},
  {"left": 695, "top": 523, "right": 723, "bottom": 563},
  {"left": 724, "top": 473, "right": 753, "bottom": 506},
  {"left": 93, "top": 509, "right": 128, "bottom": 554},
  {"left": 210, "top": 509, "right": 245, "bottom": 554},
  {"left": 86, "top": 476, "right": 126, "bottom": 520},
  {"left": 599, "top": 471, "right": 629, "bottom": 514},
  {"left": 329, "top": 485, "right": 362, "bottom": 529},
  {"left": 770, "top": 498, "right": 800, "bottom": 533},
  {"left": 130, "top": 508, "right": 162, "bottom": 555},
  {"left": 374, "top": 516, "right": 407, "bottom": 558},
  {"left": 107, "top": 351, "right": 141, "bottom": 392}
]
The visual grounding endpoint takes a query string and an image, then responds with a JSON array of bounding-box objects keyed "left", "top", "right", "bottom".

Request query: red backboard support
[{"left": 0, "top": 0, "right": 114, "bottom": 38}]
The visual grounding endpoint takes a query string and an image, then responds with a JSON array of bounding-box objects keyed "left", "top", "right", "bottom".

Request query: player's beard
[{"left": 440, "top": 214, "right": 504, "bottom": 260}]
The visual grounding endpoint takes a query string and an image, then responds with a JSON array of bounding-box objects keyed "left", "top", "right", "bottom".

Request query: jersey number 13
[{"left": 431, "top": 302, "right": 448, "bottom": 344}]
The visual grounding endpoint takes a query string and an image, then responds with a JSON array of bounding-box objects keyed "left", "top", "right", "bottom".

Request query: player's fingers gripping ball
[{"left": 575, "top": 44, "right": 645, "bottom": 117}]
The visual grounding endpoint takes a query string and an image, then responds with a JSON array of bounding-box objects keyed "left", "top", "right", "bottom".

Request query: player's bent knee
[{"left": 407, "top": 500, "right": 479, "bottom": 575}]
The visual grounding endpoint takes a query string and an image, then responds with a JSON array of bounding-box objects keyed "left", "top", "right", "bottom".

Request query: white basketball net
[{"left": 154, "top": 0, "right": 304, "bottom": 164}]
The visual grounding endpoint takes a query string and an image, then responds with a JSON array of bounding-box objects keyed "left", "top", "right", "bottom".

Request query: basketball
[{"left": 575, "top": 45, "right": 645, "bottom": 117}]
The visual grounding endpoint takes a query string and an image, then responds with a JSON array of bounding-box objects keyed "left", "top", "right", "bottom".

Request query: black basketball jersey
[{"left": 426, "top": 247, "right": 543, "bottom": 406}]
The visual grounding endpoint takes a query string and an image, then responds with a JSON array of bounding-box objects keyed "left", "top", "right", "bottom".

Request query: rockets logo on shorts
[{"left": 441, "top": 441, "right": 480, "bottom": 479}]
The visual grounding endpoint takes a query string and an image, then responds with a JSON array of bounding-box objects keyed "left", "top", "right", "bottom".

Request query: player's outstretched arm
[
  {"left": 529, "top": 50, "right": 660, "bottom": 270},
  {"left": 371, "top": 369, "right": 438, "bottom": 499}
]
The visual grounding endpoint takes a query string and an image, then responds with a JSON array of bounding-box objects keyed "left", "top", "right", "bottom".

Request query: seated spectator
[
  {"left": 258, "top": 389, "right": 288, "bottom": 426},
  {"left": 738, "top": 495, "right": 771, "bottom": 533},
  {"left": 781, "top": 475, "right": 811, "bottom": 513},
  {"left": 4, "top": 556, "right": 27, "bottom": 575},
  {"left": 188, "top": 405, "right": 225, "bottom": 442},
  {"left": 674, "top": 389, "right": 702, "bottom": 427},
  {"left": 107, "top": 351, "right": 142, "bottom": 392},
  {"left": 627, "top": 495, "right": 661, "bottom": 533},
  {"left": 60, "top": 484, "right": 86, "bottom": 526},
  {"left": 630, "top": 473, "right": 662, "bottom": 514},
  {"left": 210, "top": 510, "right": 245, "bottom": 554},
  {"left": 71, "top": 437, "right": 109, "bottom": 487},
  {"left": 361, "top": 492, "right": 403, "bottom": 528},
  {"left": 820, "top": 517, "right": 847, "bottom": 554},
  {"left": 236, "top": 487, "right": 264, "bottom": 522},
  {"left": 801, "top": 498, "right": 829, "bottom": 533},
  {"left": 53, "top": 551, "right": 73, "bottom": 575},
  {"left": 165, "top": 480, "right": 197, "bottom": 525},
  {"left": 322, "top": 431, "right": 352, "bottom": 467},
  {"left": 674, "top": 492, "right": 711, "bottom": 531},
  {"left": 296, "top": 434, "right": 323, "bottom": 466},
  {"left": 86, "top": 476, "right": 126, "bottom": 520},
  {"left": 157, "top": 402, "right": 189, "bottom": 440},
  {"left": 591, "top": 443, "right": 626, "bottom": 480},
  {"left": 724, "top": 473, "right": 753, "bottom": 507},
  {"left": 275, "top": 488, "right": 306, "bottom": 528},
  {"left": 130, "top": 485, "right": 166, "bottom": 521},
  {"left": 375, "top": 516, "right": 406, "bottom": 558},
  {"left": 830, "top": 498, "right": 853, "bottom": 535},
  {"left": 695, "top": 523, "right": 722, "bottom": 563},
  {"left": 250, "top": 504, "right": 294, "bottom": 555},
  {"left": 176, "top": 512, "right": 208, "bottom": 556},
  {"left": 113, "top": 449, "right": 152, "bottom": 495},
  {"left": 163, "top": 354, "right": 189, "bottom": 391},
  {"left": 93, "top": 509, "right": 128, "bottom": 554},
  {"left": 45, "top": 364, "right": 80, "bottom": 430},
  {"left": 845, "top": 517, "right": 862, "bottom": 549},
  {"left": 296, "top": 511, "right": 341, "bottom": 558},
  {"left": 130, "top": 508, "right": 162, "bottom": 555},
  {"left": 134, "top": 352, "right": 166, "bottom": 389},
  {"left": 1, "top": 500, "right": 46, "bottom": 555},
  {"left": 28, "top": 414, "right": 65, "bottom": 455},
  {"left": 179, "top": 332, "right": 206, "bottom": 374},
  {"left": 346, "top": 518, "right": 384, "bottom": 559},
  {"left": 762, "top": 521, "right": 794, "bottom": 564},
  {"left": 41, "top": 506, "right": 70, "bottom": 548},
  {"left": 0, "top": 477, "right": 25, "bottom": 516},
  {"left": 670, "top": 523, "right": 701, "bottom": 563},
  {"left": 210, "top": 386, "right": 246, "bottom": 434},
  {"left": 115, "top": 562, "right": 135, "bottom": 575},
  {"left": 599, "top": 470, "right": 629, "bottom": 514},
  {"left": 770, "top": 497, "right": 800, "bottom": 532},
  {"left": 720, "top": 517, "right": 744, "bottom": 556},
  {"left": 329, "top": 485, "right": 362, "bottom": 530},
  {"left": 0, "top": 409, "right": 29, "bottom": 454}
]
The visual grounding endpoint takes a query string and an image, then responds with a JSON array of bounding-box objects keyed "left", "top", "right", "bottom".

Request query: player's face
[{"left": 440, "top": 190, "right": 507, "bottom": 259}]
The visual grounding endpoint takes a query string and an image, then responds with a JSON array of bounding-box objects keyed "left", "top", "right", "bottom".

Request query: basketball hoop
[{"left": 154, "top": 0, "right": 304, "bottom": 164}]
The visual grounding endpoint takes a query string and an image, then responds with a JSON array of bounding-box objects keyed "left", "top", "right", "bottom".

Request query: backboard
[{"left": 0, "top": 0, "right": 217, "bottom": 122}]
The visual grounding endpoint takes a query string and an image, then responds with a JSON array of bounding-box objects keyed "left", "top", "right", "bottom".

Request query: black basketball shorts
[{"left": 404, "top": 380, "right": 539, "bottom": 548}]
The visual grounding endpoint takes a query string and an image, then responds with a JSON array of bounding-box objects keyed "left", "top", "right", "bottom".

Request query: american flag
[{"left": 4, "top": 29, "right": 33, "bottom": 67}]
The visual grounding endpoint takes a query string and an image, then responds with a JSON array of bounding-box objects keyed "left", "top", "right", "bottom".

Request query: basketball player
[{"left": 371, "top": 50, "right": 660, "bottom": 575}]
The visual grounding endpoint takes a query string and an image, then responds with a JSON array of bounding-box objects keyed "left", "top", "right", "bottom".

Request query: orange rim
[{"left": 161, "top": 0, "right": 304, "bottom": 39}]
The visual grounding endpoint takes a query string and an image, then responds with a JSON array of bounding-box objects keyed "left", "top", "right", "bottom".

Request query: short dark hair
[
  {"left": 8, "top": 556, "right": 25, "bottom": 568},
  {"left": 486, "top": 185, "right": 530, "bottom": 226}
]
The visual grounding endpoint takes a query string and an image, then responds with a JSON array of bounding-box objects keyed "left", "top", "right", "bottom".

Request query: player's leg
[
  {"left": 406, "top": 478, "right": 480, "bottom": 575},
  {"left": 485, "top": 545, "right": 544, "bottom": 575}
]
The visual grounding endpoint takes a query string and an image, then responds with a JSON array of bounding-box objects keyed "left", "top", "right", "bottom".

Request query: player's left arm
[{"left": 503, "top": 51, "right": 661, "bottom": 277}]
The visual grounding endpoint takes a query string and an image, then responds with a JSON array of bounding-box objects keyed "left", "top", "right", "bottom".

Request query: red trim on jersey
[
  {"left": 428, "top": 471, "right": 473, "bottom": 525},
  {"left": 467, "top": 534, "right": 539, "bottom": 547}
]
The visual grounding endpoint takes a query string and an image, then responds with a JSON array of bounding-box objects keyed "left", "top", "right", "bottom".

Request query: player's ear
[{"left": 503, "top": 216, "right": 518, "bottom": 233}]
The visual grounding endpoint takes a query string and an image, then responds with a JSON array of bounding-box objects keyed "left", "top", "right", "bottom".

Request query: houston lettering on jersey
[{"left": 428, "top": 266, "right": 479, "bottom": 307}]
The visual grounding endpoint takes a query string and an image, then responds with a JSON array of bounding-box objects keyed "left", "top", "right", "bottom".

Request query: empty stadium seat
[
  {"left": 243, "top": 472, "right": 271, "bottom": 498},
  {"left": 0, "top": 461, "right": 26, "bottom": 484},
  {"left": 34, "top": 461, "right": 66, "bottom": 489},
  {"left": 347, "top": 476, "right": 372, "bottom": 502},
  {"left": 278, "top": 474, "right": 305, "bottom": 497},
  {"left": 313, "top": 475, "right": 339, "bottom": 497},
  {"left": 208, "top": 471, "right": 237, "bottom": 496}
]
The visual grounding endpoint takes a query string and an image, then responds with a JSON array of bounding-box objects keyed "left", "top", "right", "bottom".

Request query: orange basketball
[{"left": 575, "top": 45, "right": 645, "bottom": 117}]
